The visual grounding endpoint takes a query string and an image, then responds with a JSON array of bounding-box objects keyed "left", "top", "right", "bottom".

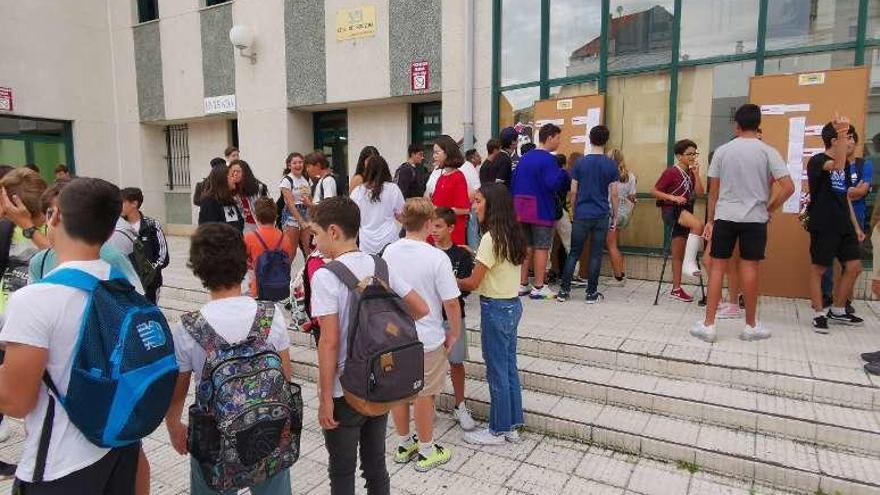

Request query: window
[
  {"left": 498, "top": 86, "right": 540, "bottom": 130},
  {"left": 205, "top": 0, "right": 231, "bottom": 6},
  {"left": 765, "top": 0, "right": 858, "bottom": 51},
  {"left": 500, "top": 0, "right": 541, "bottom": 86},
  {"left": 549, "top": 0, "right": 602, "bottom": 79},
  {"left": 549, "top": 81, "right": 600, "bottom": 99},
  {"left": 313, "top": 111, "right": 349, "bottom": 189},
  {"left": 165, "top": 124, "right": 190, "bottom": 190},
  {"left": 679, "top": 0, "right": 759, "bottom": 61},
  {"left": 608, "top": 0, "right": 675, "bottom": 71},
  {"left": 763, "top": 50, "right": 854, "bottom": 74},
  {"left": 136, "top": 0, "right": 158, "bottom": 23},
  {"left": 870, "top": 0, "right": 880, "bottom": 38}
]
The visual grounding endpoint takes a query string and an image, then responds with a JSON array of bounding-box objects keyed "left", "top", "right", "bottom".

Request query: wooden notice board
[
  {"left": 749, "top": 67, "right": 868, "bottom": 298},
  {"left": 532, "top": 94, "right": 606, "bottom": 276}
]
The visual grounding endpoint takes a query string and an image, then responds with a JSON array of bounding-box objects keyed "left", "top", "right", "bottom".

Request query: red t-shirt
[
  {"left": 654, "top": 166, "right": 695, "bottom": 212},
  {"left": 432, "top": 170, "right": 470, "bottom": 245}
]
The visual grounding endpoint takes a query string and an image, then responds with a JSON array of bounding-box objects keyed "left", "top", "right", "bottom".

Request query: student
[
  {"left": 198, "top": 164, "right": 244, "bottom": 232},
  {"left": 480, "top": 139, "right": 501, "bottom": 186},
  {"left": 511, "top": 123, "right": 570, "bottom": 300},
  {"left": 229, "top": 160, "right": 266, "bottom": 233},
  {"left": 119, "top": 187, "right": 169, "bottom": 304},
  {"left": 651, "top": 139, "right": 705, "bottom": 302},
  {"left": 429, "top": 135, "right": 471, "bottom": 246},
  {"left": 350, "top": 155, "right": 405, "bottom": 255},
  {"left": 458, "top": 184, "right": 527, "bottom": 446},
  {"left": 860, "top": 204, "right": 880, "bottom": 375},
  {"left": 349, "top": 146, "right": 379, "bottom": 194},
  {"left": 53, "top": 164, "right": 71, "bottom": 182},
  {"left": 432, "top": 207, "right": 476, "bottom": 431},
  {"left": 606, "top": 149, "right": 636, "bottom": 286},
  {"left": 382, "top": 198, "right": 462, "bottom": 472},
  {"left": 310, "top": 196, "right": 428, "bottom": 495},
  {"left": 279, "top": 152, "right": 312, "bottom": 260},
  {"left": 244, "top": 197, "right": 293, "bottom": 298},
  {"left": 485, "top": 128, "right": 517, "bottom": 188},
  {"left": 395, "top": 144, "right": 428, "bottom": 199},
  {"left": 465, "top": 149, "right": 482, "bottom": 172},
  {"left": 303, "top": 152, "right": 338, "bottom": 213},
  {"left": 805, "top": 119, "right": 865, "bottom": 332},
  {"left": 0, "top": 178, "right": 141, "bottom": 493},
  {"left": 558, "top": 125, "right": 620, "bottom": 304},
  {"left": 193, "top": 158, "right": 227, "bottom": 207},
  {"left": 224, "top": 145, "right": 240, "bottom": 165},
  {"left": 165, "top": 222, "right": 295, "bottom": 495},
  {"left": 694, "top": 104, "right": 794, "bottom": 342}
]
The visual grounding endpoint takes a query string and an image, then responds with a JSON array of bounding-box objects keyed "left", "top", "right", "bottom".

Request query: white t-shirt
[
  {"left": 426, "top": 162, "right": 480, "bottom": 197},
  {"left": 313, "top": 175, "right": 338, "bottom": 204},
  {"left": 107, "top": 217, "right": 136, "bottom": 256},
  {"left": 310, "top": 252, "right": 413, "bottom": 398},
  {"left": 172, "top": 297, "right": 290, "bottom": 382},
  {"left": 279, "top": 174, "right": 311, "bottom": 205},
  {"left": 382, "top": 239, "right": 460, "bottom": 352},
  {"left": 0, "top": 260, "right": 113, "bottom": 482},
  {"left": 350, "top": 182, "right": 405, "bottom": 255}
]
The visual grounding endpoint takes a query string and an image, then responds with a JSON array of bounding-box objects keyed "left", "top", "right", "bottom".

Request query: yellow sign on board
[{"left": 336, "top": 6, "right": 376, "bottom": 41}]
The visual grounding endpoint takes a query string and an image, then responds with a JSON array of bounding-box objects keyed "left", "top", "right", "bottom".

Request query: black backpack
[
  {"left": 115, "top": 229, "right": 159, "bottom": 289},
  {"left": 275, "top": 176, "right": 293, "bottom": 229}
]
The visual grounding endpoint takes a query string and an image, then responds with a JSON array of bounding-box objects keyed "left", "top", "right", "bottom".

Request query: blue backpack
[
  {"left": 253, "top": 231, "right": 291, "bottom": 302},
  {"left": 34, "top": 268, "right": 178, "bottom": 481}
]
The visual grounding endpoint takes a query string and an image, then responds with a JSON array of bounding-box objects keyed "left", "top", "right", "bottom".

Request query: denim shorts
[
  {"left": 521, "top": 222, "right": 554, "bottom": 249},
  {"left": 282, "top": 204, "right": 309, "bottom": 229}
]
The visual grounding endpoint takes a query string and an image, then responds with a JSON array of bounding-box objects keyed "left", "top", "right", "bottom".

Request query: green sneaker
[
  {"left": 394, "top": 437, "right": 418, "bottom": 464},
  {"left": 414, "top": 444, "right": 452, "bottom": 472}
]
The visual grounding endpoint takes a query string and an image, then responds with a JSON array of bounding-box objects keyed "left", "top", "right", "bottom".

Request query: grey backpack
[{"left": 323, "top": 255, "right": 424, "bottom": 416}]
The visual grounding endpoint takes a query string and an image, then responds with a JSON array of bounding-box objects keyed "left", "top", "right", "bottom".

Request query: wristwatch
[{"left": 21, "top": 226, "right": 37, "bottom": 239}]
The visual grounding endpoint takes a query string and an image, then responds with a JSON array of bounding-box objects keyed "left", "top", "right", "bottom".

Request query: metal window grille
[{"left": 164, "top": 124, "right": 190, "bottom": 190}]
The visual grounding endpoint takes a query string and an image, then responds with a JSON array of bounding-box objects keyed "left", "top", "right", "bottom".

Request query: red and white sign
[
  {"left": 411, "top": 61, "right": 429, "bottom": 92},
  {"left": 0, "top": 88, "right": 12, "bottom": 112}
]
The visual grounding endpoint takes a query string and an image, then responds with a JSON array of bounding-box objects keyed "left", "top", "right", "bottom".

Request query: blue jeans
[
  {"left": 190, "top": 458, "right": 292, "bottom": 495},
  {"left": 822, "top": 266, "right": 834, "bottom": 298},
  {"left": 480, "top": 297, "right": 524, "bottom": 433},
  {"left": 467, "top": 211, "right": 480, "bottom": 252},
  {"left": 560, "top": 216, "right": 609, "bottom": 295}
]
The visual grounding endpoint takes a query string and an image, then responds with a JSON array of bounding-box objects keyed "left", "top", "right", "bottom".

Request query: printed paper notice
[
  {"left": 583, "top": 107, "right": 601, "bottom": 153},
  {"left": 535, "top": 118, "right": 564, "bottom": 127},
  {"left": 570, "top": 135, "right": 587, "bottom": 144},
  {"left": 761, "top": 104, "right": 786, "bottom": 115},
  {"left": 783, "top": 117, "right": 807, "bottom": 214},
  {"left": 556, "top": 99, "right": 573, "bottom": 111},
  {"left": 786, "top": 103, "right": 810, "bottom": 113},
  {"left": 798, "top": 72, "right": 826, "bottom": 86},
  {"left": 804, "top": 125, "right": 823, "bottom": 136},
  {"left": 571, "top": 116, "right": 589, "bottom": 125}
]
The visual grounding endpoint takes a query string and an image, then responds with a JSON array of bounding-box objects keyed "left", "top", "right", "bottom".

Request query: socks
[
  {"left": 419, "top": 441, "right": 434, "bottom": 457},
  {"left": 399, "top": 434, "right": 415, "bottom": 449},
  {"left": 831, "top": 306, "right": 846, "bottom": 316},
  {"left": 814, "top": 310, "right": 826, "bottom": 318}
]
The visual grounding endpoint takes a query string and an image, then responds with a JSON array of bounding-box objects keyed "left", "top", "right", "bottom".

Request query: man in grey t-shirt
[{"left": 692, "top": 104, "right": 794, "bottom": 343}]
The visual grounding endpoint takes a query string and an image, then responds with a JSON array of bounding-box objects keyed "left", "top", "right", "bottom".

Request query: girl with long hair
[
  {"left": 348, "top": 145, "right": 380, "bottom": 193},
  {"left": 606, "top": 148, "right": 637, "bottom": 285},
  {"left": 279, "top": 152, "right": 312, "bottom": 259},
  {"left": 198, "top": 164, "right": 243, "bottom": 232},
  {"left": 350, "top": 154, "right": 405, "bottom": 254},
  {"left": 228, "top": 159, "right": 267, "bottom": 233},
  {"left": 457, "top": 183, "right": 527, "bottom": 446},
  {"left": 430, "top": 135, "right": 471, "bottom": 245}
]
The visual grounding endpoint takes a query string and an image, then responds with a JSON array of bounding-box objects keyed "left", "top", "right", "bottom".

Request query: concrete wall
[
  {"left": 389, "top": 0, "right": 442, "bottom": 97},
  {"left": 159, "top": 0, "right": 204, "bottom": 120},
  {"left": 133, "top": 22, "right": 166, "bottom": 121},
  {"left": 324, "top": 0, "right": 391, "bottom": 103},
  {"left": 348, "top": 103, "right": 410, "bottom": 174},
  {"left": 186, "top": 118, "right": 230, "bottom": 224},
  {"left": 286, "top": 0, "right": 326, "bottom": 106},
  {"left": 201, "top": 2, "right": 235, "bottom": 98}
]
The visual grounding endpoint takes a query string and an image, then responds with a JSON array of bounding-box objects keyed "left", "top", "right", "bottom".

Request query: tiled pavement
[{"left": 2, "top": 236, "right": 873, "bottom": 494}]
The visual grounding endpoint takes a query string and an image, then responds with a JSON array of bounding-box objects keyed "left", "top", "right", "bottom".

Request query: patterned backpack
[{"left": 181, "top": 302, "right": 302, "bottom": 491}]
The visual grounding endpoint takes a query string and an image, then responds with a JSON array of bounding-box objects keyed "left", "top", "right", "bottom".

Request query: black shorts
[
  {"left": 661, "top": 206, "right": 691, "bottom": 239},
  {"left": 810, "top": 230, "right": 861, "bottom": 267},
  {"left": 13, "top": 443, "right": 140, "bottom": 495},
  {"left": 710, "top": 220, "right": 767, "bottom": 261}
]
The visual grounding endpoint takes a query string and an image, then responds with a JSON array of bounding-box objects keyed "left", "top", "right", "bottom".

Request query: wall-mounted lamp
[{"left": 229, "top": 25, "right": 257, "bottom": 64}]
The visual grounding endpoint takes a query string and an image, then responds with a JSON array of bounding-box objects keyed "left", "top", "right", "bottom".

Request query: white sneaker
[
  {"left": 454, "top": 403, "right": 476, "bottom": 431},
  {"left": 739, "top": 322, "right": 771, "bottom": 341},
  {"left": 528, "top": 285, "right": 555, "bottom": 300},
  {"left": 463, "top": 428, "right": 506, "bottom": 446},
  {"left": 0, "top": 417, "right": 11, "bottom": 443},
  {"left": 690, "top": 321, "right": 717, "bottom": 343},
  {"left": 504, "top": 430, "right": 524, "bottom": 444},
  {"left": 518, "top": 284, "right": 531, "bottom": 297}
]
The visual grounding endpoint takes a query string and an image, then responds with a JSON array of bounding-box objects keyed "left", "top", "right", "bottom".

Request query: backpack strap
[
  {"left": 180, "top": 310, "right": 229, "bottom": 356},
  {"left": 371, "top": 255, "right": 389, "bottom": 285},
  {"left": 40, "top": 267, "right": 127, "bottom": 292},
  {"left": 247, "top": 301, "right": 276, "bottom": 341},
  {"left": 33, "top": 372, "right": 61, "bottom": 483},
  {"left": 253, "top": 230, "right": 270, "bottom": 251},
  {"left": 323, "top": 260, "right": 361, "bottom": 292}
]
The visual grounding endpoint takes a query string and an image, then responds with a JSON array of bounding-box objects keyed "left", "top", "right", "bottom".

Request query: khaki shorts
[{"left": 419, "top": 348, "right": 449, "bottom": 397}]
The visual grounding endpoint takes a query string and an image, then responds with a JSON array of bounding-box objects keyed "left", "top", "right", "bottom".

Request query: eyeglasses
[{"left": 684, "top": 152, "right": 700, "bottom": 157}]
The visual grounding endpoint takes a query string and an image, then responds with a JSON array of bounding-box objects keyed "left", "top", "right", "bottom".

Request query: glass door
[
  {"left": 313, "top": 110, "right": 349, "bottom": 192},
  {"left": 411, "top": 102, "right": 442, "bottom": 168},
  {"left": 0, "top": 116, "right": 73, "bottom": 184}
]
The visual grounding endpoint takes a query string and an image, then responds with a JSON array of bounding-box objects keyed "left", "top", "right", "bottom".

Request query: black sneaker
[
  {"left": 812, "top": 315, "right": 829, "bottom": 334},
  {"left": 861, "top": 351, "right": 880, "bottom": 363},
  {"left": 845, "top": 300, "right": 855, "bottom": 315},
  {"left": 0, "top": 461, "right": 15, "bottom": 478},
  {"left": 827, "top": 310, "right": 864, "bottom": 326},
  {"left": 585, "top": 292, "right": 604, "bottom": 304},
  {"left": 556, "top": 291, "right": 570, "bottom": 302},
  {"left": 822, "top": 294, "right": 833, "bottom": 310},
  {"left": 866, "top": 361, "right": 880, "bottom": 376}
]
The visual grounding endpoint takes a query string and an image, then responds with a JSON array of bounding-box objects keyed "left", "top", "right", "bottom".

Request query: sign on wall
[
  {"left": 204, "top": 94, "right": 236, "bottom": 115},
  {"left": 411, "top": 61, "right": 429, "bottom": 91},
  {"left": 0, "top": 88, "right": 12, "bottom": 112},
  {"left": 336, "top": 6, "right": 376, "bottom": 41}
]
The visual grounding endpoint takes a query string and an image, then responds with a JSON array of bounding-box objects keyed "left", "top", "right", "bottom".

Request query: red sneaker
[{"left": 669, "top": 287, "right": 694, "bottom": 303}]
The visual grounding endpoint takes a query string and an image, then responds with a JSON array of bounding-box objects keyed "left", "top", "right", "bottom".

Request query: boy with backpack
[
  {"left": 244, "top": 197, "right": 292, "bottom": 301},
  {"left": 165, "top": 222, "right": 302, "bottom": 495},
  {"left": 382, "top": 199, "right": 462, "bottom": 472},
  {"left": 309, "top": 196, "right": 428, "bottom": 495},
  {"left": 120, "top": 187, "right": 169, "bottom": 303},
  {"left": 0, "top": 177, "right": 178, "bottom": 494}
]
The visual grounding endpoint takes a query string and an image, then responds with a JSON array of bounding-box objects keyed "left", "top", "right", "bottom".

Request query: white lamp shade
[{"left": 229, "top": 25, "right": 253, "bottom": 49}]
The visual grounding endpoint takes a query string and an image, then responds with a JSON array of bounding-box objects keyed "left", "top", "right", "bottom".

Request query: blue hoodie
[{"left": 511, "top": 149, "right": 571, "bottom": 226}]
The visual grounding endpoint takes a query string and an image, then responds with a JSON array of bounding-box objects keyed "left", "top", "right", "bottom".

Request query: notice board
[
  {"left": 532, "top": 94, "right": 606, "bottom": 276},
  {"left": 749, "top": 67, "right": 868, "bottom": 298}
]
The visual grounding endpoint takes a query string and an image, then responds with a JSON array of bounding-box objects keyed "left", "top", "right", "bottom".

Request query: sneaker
[
  {"left": 812, "top": 315, "right": 829, "bottom": 334},
  {"left": 670, "top": 287, "right": 694, "bottom": 303},
  {"left": 860, "top": 351, "right": 880, "bottom": 363},
  {"left": 556, "top": 291, "right": 570, "bottom": 302},
  {"left": 866, "top": 361, "right": 880, "bottom": 376},
  {"left": 394, "top": 436, "right": 418, "bottom": 464},
  {"left": 845, "top": 300, "right": 856, "bottom": 316},
  {"left": 518, "top": 284, "right": 531, "bottom": 297},
  {"left": 739, "top": 322, "right": 771, "bottom": 341},
  {"left": 827, "top": 310, "right": 864, "bottom": 326},
  {"left": 716, "top": 303, "right": 743, "bottom": 320},
  {"left": 504, "top": 429, "right": 524, "bottom": 444},
  {"left": 454, "top": 403, "right": 476, "bottom": 431},
  {"left": 690, "top": 321, "right": 717, "bottom": 343},
  {"left": 571, "top": 276, "right": 587, "bottom": 288},
  {"left": 463, "top": 428, "right": 506, "bottom": 446},
  {"left": 529, "top": 286, "right": 556, "bottom": 300},
  {"left": 0, "top": 461, "right": 15, "bottom": 478},
  {"left": 414, "top": 444, "right": 452, "bottom": 472},
  {"left": 585, "top": 292, "right": 604, "bottom": 304}
]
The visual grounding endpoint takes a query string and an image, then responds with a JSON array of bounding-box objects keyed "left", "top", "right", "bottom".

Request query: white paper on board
[
  {"left": 584, "top": 107, "right": 601, "bottom": 153},
  {"left": 785, "top": 103, "right": 811, "bottom": 113},
  {"left": 571, "top": 135, "right": 587, "bottom": 143},
  {"left": 535, "top": 118, "right": 564, "bottom": 127},
  {"left": 571, "top": 116, "right": 589, "bottom": 125},
  {"left": 760, "top": 104, "right": 786, "bottom": 115},
  {"left": 783, "top": 117, "right": 807, "bottom": 214},
  {"left": 804, "top": 125, "right": 823, "bottom": 136},
  {"left": 788, "top": 117, "right": 806, "bottom": 145}
]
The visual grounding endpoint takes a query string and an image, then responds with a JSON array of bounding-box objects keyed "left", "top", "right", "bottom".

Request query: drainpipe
[{"left": 462, "top": 0, "right": 475, "bottom": 150}]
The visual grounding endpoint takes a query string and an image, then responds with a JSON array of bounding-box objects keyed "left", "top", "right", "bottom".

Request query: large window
[
  {"left": 498, "top": 86, "right": 540, "bottom": 130},
  {"left": 870, "top": 0, "right": 880, "bottom": 38},
  {"left": 0, "top": 117, "right": 72, "bottom": 185},
  {"left": 550, "top": 0, "right": 602, "bottom": 79},
  {"left": 608, "top": 0, "right": 675, "bottom": 71},
  {"left": 136, "top": 0, "right": 158, "bottom": 23},
  {"left": 679, "top": 0, "right": 759, "bottom": 61},
  {"left": 763, "top": 50, "right": 855, "bottom": 74},
  {"left": 500, "top": 0, "right": 540, "bottom": 86},
  {"left": 765, "top": 0, "right": 859, "bottom": 50}
]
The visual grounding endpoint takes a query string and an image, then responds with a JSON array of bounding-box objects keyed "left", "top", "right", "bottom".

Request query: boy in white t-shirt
[
  {"left": 382, "top": 198, "right": 462, "bottom": 472},
  {"left": 310, "top": 196, "right": 428, "bottom": 494},
  {"left": 0, "top": 178, "right": 141, "bottom": 494}
]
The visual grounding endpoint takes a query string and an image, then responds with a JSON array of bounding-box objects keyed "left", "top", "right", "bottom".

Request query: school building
[{"left": 2, "top": 0, "right": 880, "bottom": 257}]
